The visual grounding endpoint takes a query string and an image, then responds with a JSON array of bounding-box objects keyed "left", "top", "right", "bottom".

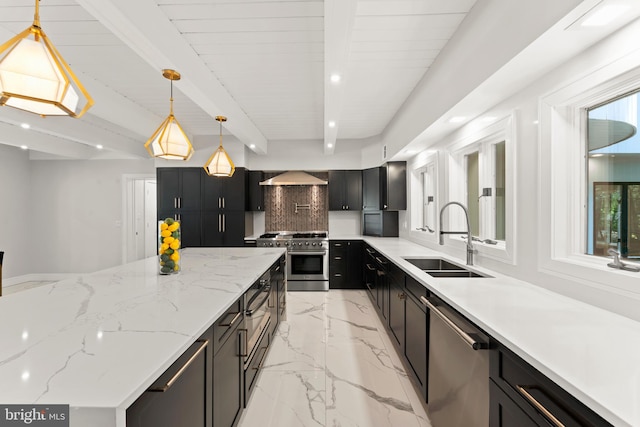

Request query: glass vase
[{"left": 158, "top": 218, "right": 181, "bottom": 275}]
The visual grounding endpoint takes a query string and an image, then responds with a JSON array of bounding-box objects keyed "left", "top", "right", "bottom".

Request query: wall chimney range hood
[{"left": 259, "top": 171, "right": 327, "bottom": 186}]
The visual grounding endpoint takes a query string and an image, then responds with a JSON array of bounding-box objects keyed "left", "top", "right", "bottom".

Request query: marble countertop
[
  {"left": 0, "top": 247, "right": 285, "bottom": 427},
  {"left": 361, "top": 237, "right": 639, "bottom": 427}
]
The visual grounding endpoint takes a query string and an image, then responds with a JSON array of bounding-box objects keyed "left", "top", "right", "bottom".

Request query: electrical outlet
[{"left": 482, "top": 188, "right": 492, "bottom": 197}]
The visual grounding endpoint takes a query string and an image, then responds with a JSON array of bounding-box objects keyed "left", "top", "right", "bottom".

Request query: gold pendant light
[
  {"left": 0, "top": 0, "right": 93, "bottom": 117},
  {"left": 204, "top": 116, "right": 235, "bottom": 177},
  {"left": 145, "top": 69, "right": 194, "bottom": 161}
]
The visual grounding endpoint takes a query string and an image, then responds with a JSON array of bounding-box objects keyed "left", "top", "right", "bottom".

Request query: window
[
  {"left": 421, "top": 162, "right": 437, "bottom": 233},
  {"left": 587, "top": 90, "right": 640, "bottom": 259}
]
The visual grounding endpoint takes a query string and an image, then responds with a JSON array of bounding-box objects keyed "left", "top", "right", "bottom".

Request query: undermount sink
[{"left": 402, "top": 257, "right": 491, "bottom": 279}]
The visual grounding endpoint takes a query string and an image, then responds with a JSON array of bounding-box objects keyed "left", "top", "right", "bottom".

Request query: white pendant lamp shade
[
  {"left": 145, "top": 114, "right": 194, "bottom": 160},
  {"left": 145, "top": 69, "right": 194, "bottom": 161},
  {"left": 204, "top": 116, "right": 235, "bottom": 177},
  {"left": 0, "top": 1, "right": 92, "bottom": 117}
]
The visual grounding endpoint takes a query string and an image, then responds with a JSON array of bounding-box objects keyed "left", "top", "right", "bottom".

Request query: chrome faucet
[
  {"left": 607, "top": 248, "right": 640, "bottom": 272},
  {"left": 439, "top": 202, "right": 475, "bottom": 265}
]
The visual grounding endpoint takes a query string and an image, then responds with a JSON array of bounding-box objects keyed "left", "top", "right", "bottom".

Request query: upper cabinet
[
  {"left": 202, "top": 168, "right": 246, "bottom": 211},
  {"left": 248, "top": 170, "right": 265, "bottom": 211},
  {"left": 157, "top": 168, "right": 202, "bottom": 212},
  {"left": 363, "top": 162, "right": 407, "bottom": 211},
  {"left": 328, "top": 170, "right": 362, "bottom": 211}
]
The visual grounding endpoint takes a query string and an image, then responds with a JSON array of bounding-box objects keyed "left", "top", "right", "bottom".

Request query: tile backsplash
[{"left": 264, "top": 172, "right": 328, "bottom": 231}]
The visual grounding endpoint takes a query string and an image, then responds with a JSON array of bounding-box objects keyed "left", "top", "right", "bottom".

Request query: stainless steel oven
[{"left": 258, "top": 231, "right": 329, "bottom": 291}]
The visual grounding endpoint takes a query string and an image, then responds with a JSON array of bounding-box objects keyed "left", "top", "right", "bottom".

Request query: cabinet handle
[
  {"left": 174, "top": 197, "right": 178, "bottom": 209},
  {"left": 222, "top": 197, "right": 225, "bottom": 209},
  {"left": 346, "top": 205, "right": 349, "bottom": 210},
  {"left": 516, "top": 385, "right": 565, "bottom": 427},
  {"left": 178, "top": 197, "right": 181, "bottom": 209},
  {"left": 334, "top": 256, "right": 342, "bottom": 260},
  {"left": 365, "top": 282, "right": 374, "bottom": 291},
  {"left": 219, "top": 311, "right": 242, "bottom": 328},
  {"left": 366, "top": 263, "right": 376, "bottom": 271},
  {"left": 420, "top": 296, "right": 487, "bottom": 350},
  {"left": 383, "top": 204, "right": 388, "bottom": 209},
  {"left": 223, "top": 214, "right": 226, "bottom": 232},
  {"left": 365, "top": 248, "right": 375, "bottom": 254},
  {"left": 238, "top": 329, "right": 248, "bottom": 357},
  {"left": 148, "top": 340, "right": 209, "bottom": 392},
  {"left": 375, "top": 256, "right": 387, "bottom": 265},
  {"left": 398, "top": 292, "right": 406, "bottom": 300},
  {"left": 218, "top": 214, "right": 222, "bottom": 232},
  {"left": 334, "top": 273, "right": 342, "bottom": 277},
  {"left": 252, "top": 345, "right": 269, "bottom": 371},
  {"left": 377, "top": 270, "right": 385, "bottom": 277},
  {"left": 334, "top": 243, "right": 343, "bottom": 247}
]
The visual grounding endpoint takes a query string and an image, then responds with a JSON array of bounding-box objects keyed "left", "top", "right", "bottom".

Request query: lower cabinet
[
  {"left": 404, "top": 278, "right": 428, "bottom": 401},
  {"left": 329, "top": 240, "right": 363, "bottom": 289},
  {"left": 489, "top": 343, "right": 612, "bottom": 427},
  {"left": 126, "top": 332, "right": 213, "bottom": 427},
  {"left": 387, "top": 264, "right": 405, "bottom": 349}
]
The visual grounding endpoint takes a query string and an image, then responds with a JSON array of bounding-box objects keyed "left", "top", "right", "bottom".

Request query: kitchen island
[{"left": 0, "top": 247, "right": 285, "bottom": 427}]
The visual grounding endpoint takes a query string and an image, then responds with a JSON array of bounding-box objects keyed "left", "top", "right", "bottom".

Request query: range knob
[
  {"left": 269, "top": 243, "right": 274, "bottom": 247},
  {"left": 305, "top": 242, "right": 310, "bottom": 246},
  {"left": 312, "top": 242, "right": 316, "bottom": 246},
  {"left": 298, "top": 242, "right": 302, "bottom": 246}
]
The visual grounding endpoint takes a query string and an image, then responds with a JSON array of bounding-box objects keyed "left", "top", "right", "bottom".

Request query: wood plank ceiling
[{"left": 0, "top": 0, "right": 477, "bottom": 158}]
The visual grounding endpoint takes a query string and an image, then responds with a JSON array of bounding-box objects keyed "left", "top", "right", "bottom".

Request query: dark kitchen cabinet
[
  {"left": 248, "top": 170, "right": 265, "bottom": 211},
  {"left": 329, "top": 240, "right": 363, "bottom": 289},
  {"left": 373, "top": 253, "right": 389, "bottom": 321},
  {"left": 127, "top": 331, "right": 213, "bottom": 427},
  {"left": 362, "top": 162, "right": 406, "bottom": 211},
  {"left": 387, "top": 264, "right": 405, "bottom": 349},
  {"left": 202, "top": 211, "right": 246, "bottom": 247},
  {"left": 157, "top": 168, "right": 202, "bottom": 212},
  {"left": 362, "top": 210, "right": 398, "bottom": 237},
  {"left": 203, "top": 168, "right": 247, "bottom": 212},
  {"left": 212, "top": 299, "right": 244, "bottom": 427},
  {"left": 363, "top": 245, "right": 378, "bottom": 301},
  {"left": 404, "top": 275, "right": 428, "bottom": 401},
  {"left": 490, "top": 343, "right": 612, "bottom": 427},
  {"left": 328, "top": 170, "right": 362, "bottom": 211}
]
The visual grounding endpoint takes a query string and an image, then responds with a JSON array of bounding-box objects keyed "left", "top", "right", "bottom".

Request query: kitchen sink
[
  {"left": 402, "top": 257, "right": 466, "bottom": 271},
  {"left": 402, "top": 257, "right": 491, "bottom": 278}
]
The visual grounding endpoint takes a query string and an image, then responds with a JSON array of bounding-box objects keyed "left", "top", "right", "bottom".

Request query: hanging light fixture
[
  {"left": 0, "top": 0, "right": 93, "bottom": 117},
  {"left": 204, "top": 116, "right": 235, "bottom": 177},
  {"left": 145, "top": 69, "right": 194, "bottom": 161}
]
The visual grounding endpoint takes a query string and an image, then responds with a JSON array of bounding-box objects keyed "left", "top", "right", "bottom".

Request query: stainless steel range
[{"left": 257, "top": 231, "right": 329, "bottom": 291}]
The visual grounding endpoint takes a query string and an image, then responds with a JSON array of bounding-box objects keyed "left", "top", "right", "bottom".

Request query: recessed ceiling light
[
  {"left": 448, "top": 116, "right": 466, "bottom": 123},
  {"left": 330, "top": 74, "right": 341, "bottom": 83},
  {"left": 328, "top": 121, "right": 336, "bottom": 128},
  {"left": 581, "top": 4, "right": 630, "bottom": 27},
  {"left": 533, "top": 120, "right": 539, "bottom": 125},
  {"left": 20, "top": 145, "right": 28, "bottom": 150},
  {"left": 590, "top": 153, "right": 604, "bottom": 157},
  {"left": 96, "top": 144, "right": 104, "bottom": 150},
  {"left": 250, "top": 144, "right": 255, "bottom": 149},
  {"left": 328, "top": 143, "right": 333, "bottom": 148},
  {"left": 20, "top": 123, "right": 30, "bottom": 129}
]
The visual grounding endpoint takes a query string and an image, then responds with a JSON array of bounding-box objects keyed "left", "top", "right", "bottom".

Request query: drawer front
[
  {"left": 213, "top": 298, "right": 243, "bottom": 354},
  {"left": 405, "top": 275, "right": 428, "bottom": 301},
  {"left": 491, "top": 345, "right": 612, "bottom": 427},
  {"left": 244, "top": 324, "right": 270, "bottom": 405}
]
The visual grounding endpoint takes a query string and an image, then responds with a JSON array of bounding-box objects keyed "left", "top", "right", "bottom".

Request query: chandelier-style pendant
[
  {"left": 145, "top": 69, "right": 194, "bottom": 161},
  {"left": 204, "top": 116, "right": 235, "bottom": 177},
  {"left": 0, "top": 0, "right": 94, "bottom": 117}
]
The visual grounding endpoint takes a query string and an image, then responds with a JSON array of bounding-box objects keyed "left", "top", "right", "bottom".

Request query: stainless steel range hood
[{"left": 259, "top": 171, "right": 328, "bottom": 186}]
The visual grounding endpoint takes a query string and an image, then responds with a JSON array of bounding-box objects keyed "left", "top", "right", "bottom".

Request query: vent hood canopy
[{"left": 259, "top": 171, "right": 328, "bottom": 186}]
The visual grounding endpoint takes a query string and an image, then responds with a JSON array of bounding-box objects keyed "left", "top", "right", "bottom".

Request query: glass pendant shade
[
  {"left": 204, "top": 116, "right": 235, "bottom": 177},
  {"left": 145, "top": 69, "right": 194, "bottom": 161},
  {"left": 0, "top": 1, "right": 93, "bottom": 117}
]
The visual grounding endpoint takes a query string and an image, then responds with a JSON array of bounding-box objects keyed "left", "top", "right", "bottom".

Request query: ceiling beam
[
  {"left": 76, "top": 0, "right": 269, "bottom": 155},
  {"left": 324, "top": 0, "right": 358, "bottom": 155}
]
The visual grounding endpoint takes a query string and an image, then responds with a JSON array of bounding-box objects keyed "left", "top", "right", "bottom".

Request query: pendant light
[
  {"left": 204, "top": 116, "right": 235, "bottom": 177},
  {"left": 0, "top": 0, "right": 93, "bottom": 117},
  {"left": 145, "top": 69, "right": 194, "bottom": 161}
]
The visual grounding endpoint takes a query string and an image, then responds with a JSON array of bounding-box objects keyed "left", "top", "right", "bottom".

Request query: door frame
[{"left": 122, "top": 174, "right": 157, "bottom": 264}]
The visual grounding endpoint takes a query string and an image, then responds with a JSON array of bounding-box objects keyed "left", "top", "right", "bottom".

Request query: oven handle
[
  {"left": 288, "top": 251, "right": 327, "bottom": 256},
  {"left": 246, "top": 287, "right": 271, "bottom": 316}
]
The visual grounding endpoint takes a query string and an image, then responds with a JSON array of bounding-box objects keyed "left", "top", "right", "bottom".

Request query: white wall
[
  {"left": 0, "top": 145, "right": 32, "bottom": 279},
  {"left": 402, "top": 17, "right": 640, "bottom": 321}
]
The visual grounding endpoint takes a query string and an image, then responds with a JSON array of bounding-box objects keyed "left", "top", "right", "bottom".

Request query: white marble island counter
[
  {"left": 0, "top": 247, "right": 285, "bottom": 427},
  {"left": 361, "top": 236, "right": 640, "bottom": 427}
]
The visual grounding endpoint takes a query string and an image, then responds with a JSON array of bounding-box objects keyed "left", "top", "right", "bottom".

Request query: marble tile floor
[{"left": 237, "top": 290, "right": 432, "bottom": 427}]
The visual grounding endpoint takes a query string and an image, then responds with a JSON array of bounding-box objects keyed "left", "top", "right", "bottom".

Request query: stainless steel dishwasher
[{"left": 421, "top": 295, "right": 490, "bottom": 427}]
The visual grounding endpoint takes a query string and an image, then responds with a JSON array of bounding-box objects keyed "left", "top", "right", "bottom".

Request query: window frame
[
  {"left": 410, "top": 151, "right": 440, "bottom": 244},
  {"left": 446, "top": 115, "right": 516, "bottom": 264},
  {"left": 540, "top": 62, "right": 640, "bottom": 293}
]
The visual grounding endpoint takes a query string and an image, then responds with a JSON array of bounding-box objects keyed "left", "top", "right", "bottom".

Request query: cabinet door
[
  {"left": 221, "top": 168, "right": 246, "bottom": 211},
  {"left": 248, "top": 171, "right": 265, "bottom": 211},
  {"left": 202, "top": 175, "right": 223, "bottom": 211},
  {"left": 385, "top": 162, "right": 406, "bottom": 210},
  {"left": 362, "top": 167, "right": 381, "bottom": 210},
  {"left": 159, "top": 211, "right": 201, "bottom": 248},
  {"left": 213, "top": 332, "right": 243, "bottom": 427},
  {"left": 202, "top": 212, "right": 223, "bottom": 246},
  {"left": 346, "top": 240, "right": 363, "bottom": 287},
  {"left": 180, "top": 168, "right": 203, "bottom": 211},
  {"left": 221, "top": 212, "right": 245, "bottom": 247},
  {"left": 388, "top": 268, "right": 405, "bottom": 349},
  {"left": 344, "top": 170, "right": 362, "bottom": 210},
  {"left": 127, "top": 338, "right": 212, "bottom": 427},
  {"left": 157, "top": 168, "right": 180, "bottom": 212},
  {"left": 489, "top": 380, "right": 538, "bottom": 427},
  {"left": 405, "top": 290, "right": 428, "bottom": 400}
]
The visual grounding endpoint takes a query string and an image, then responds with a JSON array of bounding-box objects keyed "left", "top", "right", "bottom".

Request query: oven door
[
  {"left": 287, "top": 251, "right": 328, "bottom": 281},
  {"left": 244, "top": 284, "right": 271, "bottom": 366}
]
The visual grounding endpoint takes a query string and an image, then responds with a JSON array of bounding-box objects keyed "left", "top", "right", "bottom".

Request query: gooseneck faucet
[{"left": 439, "top": 202, "right": 475, "bottom": 265}]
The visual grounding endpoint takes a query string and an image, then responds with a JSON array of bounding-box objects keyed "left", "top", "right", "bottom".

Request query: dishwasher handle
[{"left": 420, "top": 296, "right": 488, "bottom": 350}]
